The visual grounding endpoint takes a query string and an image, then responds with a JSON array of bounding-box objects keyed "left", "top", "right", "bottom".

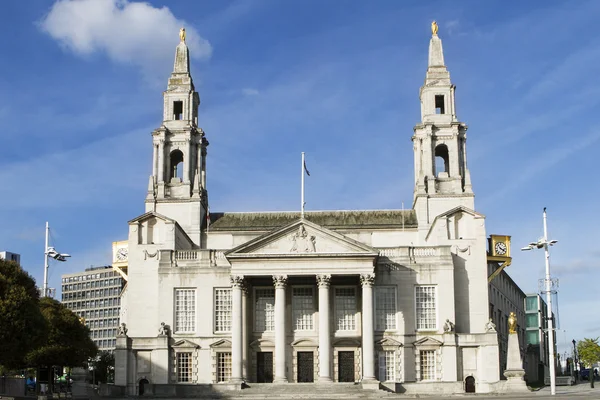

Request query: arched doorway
[
  {"left": 465, "top": 376, "right": 475, "bottom": 393},
  {"left": 139, "top": 378, "right": 149, "bottom": 396}
]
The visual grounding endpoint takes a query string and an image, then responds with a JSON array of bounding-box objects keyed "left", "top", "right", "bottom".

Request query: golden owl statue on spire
[
  {"left": 431, "top": 20, "right": 439, "bottom": 36},
  {"left": 179, "top": 27, "right": 186, "bottom": 42}
]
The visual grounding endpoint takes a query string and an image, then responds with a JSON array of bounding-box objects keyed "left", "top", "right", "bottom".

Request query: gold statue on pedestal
[
  {"left": 179, "top": 27, "right": 186, "bottom": 42},
  {"left": 508, "top": 311, "right": 517, "bottom": 334},
  {"left": 431, "top": 20, "right": 438, "bottom": 36}
]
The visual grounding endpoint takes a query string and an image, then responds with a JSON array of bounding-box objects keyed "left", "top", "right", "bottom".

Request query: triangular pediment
[
  {"left": 376, "top": 337, "right": 403, "bottom": 347},
  {"left": 413, "top": 336, "right": 443, "bottom": 347},
  {"left": 128, "top": 211, "right": 176, "bottom": 225},
  {"left": 172, "top": 339, "right": 200, "bottom": 349},
  {"left": 210, "top": 339, "right": 232, "bottom": 349},
  {"left": 226, "top": 219, "right": 378, "bottom": 258}
]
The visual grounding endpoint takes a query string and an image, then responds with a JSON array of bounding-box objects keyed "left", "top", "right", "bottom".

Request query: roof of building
[{"left": 208, "top": 209, "right": 417, "bottom": 231}]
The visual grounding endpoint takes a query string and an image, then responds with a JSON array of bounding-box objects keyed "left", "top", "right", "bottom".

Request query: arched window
[
  {"left": 170, "top": 150, "right": 184, "bottom": 182},
  {"left": 434, "top": 144, "right": 449, "bottom": 177}
]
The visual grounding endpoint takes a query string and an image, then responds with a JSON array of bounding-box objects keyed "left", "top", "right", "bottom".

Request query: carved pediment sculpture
[{"left": 289, "top": 225, "right": 316, "bottom": 253}]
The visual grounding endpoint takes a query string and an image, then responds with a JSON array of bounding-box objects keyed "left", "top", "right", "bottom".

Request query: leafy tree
[
  {"left": 90, "top": 351, "right": 115, "bottom": 384},
  {"left": 577, "top": 338, "right": 600, "bottom": 368},
  {"left": 26, "top": 297, "right": 97, "bottom": 367},
  {"left": 0, "top": 259, "right": 47, "bottom": 369}
]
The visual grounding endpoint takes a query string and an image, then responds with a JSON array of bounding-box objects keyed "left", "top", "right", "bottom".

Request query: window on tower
[
  {"left": 434, "top": 95, "right": 445, "bottom": 114},
  {"left": 170, "top": 150, "right": 184, "bottom": 182},
  {"left": 173, "top": 101, "right": 183, "bottom": 120},
  {"left": 434, "top": 144, "right": 449, "bottom": 177}
]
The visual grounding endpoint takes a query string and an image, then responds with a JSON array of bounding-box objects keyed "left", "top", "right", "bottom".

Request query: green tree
[
  {"left": 0, "top": 259, "right": 47, "bottom": 369},
  {"left": 90, "top": 351, "right": 115, "bottom": 384},
  {"left": 577, "top": 338, "right": 600, "bottom": 368},
  {"left": 26, "top": 297, "right": 97, "bottom": 367}
]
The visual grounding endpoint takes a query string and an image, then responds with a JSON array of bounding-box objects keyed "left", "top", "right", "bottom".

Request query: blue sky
[{"left": 1, "top": 0, "right": 598, "bottom": 355}]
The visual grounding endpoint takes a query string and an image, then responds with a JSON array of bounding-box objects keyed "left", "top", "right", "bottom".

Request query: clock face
[
  {"left": 116, "top": 248, "right": 128, "bottom": 261},
  {"left": 494, "top": 242, "right": 507, "bottom": 256}
]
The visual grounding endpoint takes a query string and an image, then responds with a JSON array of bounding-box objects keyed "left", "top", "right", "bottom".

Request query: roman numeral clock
[{"left": 487, "top": 234, "right": 512, "bottom": 283}]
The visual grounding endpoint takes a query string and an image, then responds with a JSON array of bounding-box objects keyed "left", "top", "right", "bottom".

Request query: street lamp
[
  {"left": 572, "top": 339, "right": 578, "bottom": 382},
  {"left": 522, "top": 207, "right": 558, "bottom": 395}
]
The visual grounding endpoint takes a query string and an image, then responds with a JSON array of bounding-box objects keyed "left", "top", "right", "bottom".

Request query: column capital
[
  {"left": 272, "top": 275, "right": 288, "bottom": 288},
  {"left": 316, "top": 274, "right": 331, "bottom": 288},
  {"left": 230, "top": 275, "right": 245, "bottom": 288},
  {"left": 360, "top": 273, "right": 375, "bottom": 287}
]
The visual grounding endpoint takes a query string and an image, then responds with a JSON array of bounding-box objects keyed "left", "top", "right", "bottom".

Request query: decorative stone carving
[
  {"left": 144, "top": 250, "right": 158, "bottom": 260},
  {"left": 316, "top": 274, "right": 331, "bottom": 288},
  {"left": 443, "top": 319, "right": 455, "bottom": 333},
  {"left": 117, "top": 323, "right": 128, "bottom": 336},
  {"left": 273, "top": 275, "right": 288, "bottom": 288},
  {"left": 289, "top": 225, "right": 316, "bottom": 253},
  {"left": 230, "top": 275, "right": 245, "bottom": 288},
  {"left": 158, "top": 322, "right": 169, "bottom": 336},
  {"left": 485, "top": 318, "right": 497, "bottom": 332},
  {"left": 360, "top": 273, "right": 375, "bottom": 287}
]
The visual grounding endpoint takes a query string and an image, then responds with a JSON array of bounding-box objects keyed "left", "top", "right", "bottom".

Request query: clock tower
[
  {"left": 412, "top": 24, "right": 474, "bottom": 229},
  {"left": 144, "top": 32, "right": 208, "bottom": 246}
]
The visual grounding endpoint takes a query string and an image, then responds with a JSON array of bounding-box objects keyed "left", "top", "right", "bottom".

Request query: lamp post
[
  {"left": 522, "top": 207, "right": 558, "bottom": 395},
  {"left": 572, "top": 339, "right": 577, "bottom": 382}
]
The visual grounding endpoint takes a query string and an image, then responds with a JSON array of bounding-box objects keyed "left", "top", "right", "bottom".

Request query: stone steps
[{"left": 226, "top": 383, "right": 392, "bottom": 399}]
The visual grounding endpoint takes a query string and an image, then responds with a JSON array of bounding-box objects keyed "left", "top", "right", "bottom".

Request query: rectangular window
[
  {"left": 525, "top": 313, "right": 538, "bottom": 328},
  {"left": 173, "top": 101, "right": 183, "bottom": 120},
  {"left": 214, "top": 289, "right": 232, "bottom": 333},
  {"left": 335, "top": 287, "right": 356, "bottom": 331},
  {"left": 255, "top": 288, "right": 275, "bottom": 332},
  {"left": 176, "top": 352, "right": 192, "bottom": 382},
  {"left": 175, "top": 289, "right": 196, "bottom": 333},
  {"left": 420, "top": 350, "right": 436, "bottom": 381},
  {"left": 217, "top": 352, "right": 232, "bottom": 383},
  {"left": 525, "top": 296, "right": 538, "bottom": 312},
  {"left": 378, "top": 351, "right": 396, "bottom": 382},
  {"left": 434, "top": 95, "right": 445, "bottom": 114},
  {"left": 526, "top": 330, "right": 539, "bottom": 345},
  {"left": 292, "top": 287, "right": 314, "bottom": 331},
  {"left": 415, "top": 286, "right": 437, "bottom": 330},
  {"left": 375, "top": 287, "right": 397, "bottom": 331}
]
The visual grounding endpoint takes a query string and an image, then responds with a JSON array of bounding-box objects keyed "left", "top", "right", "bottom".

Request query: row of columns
[{"left": 229, "top": 273, "right": 377, "bottom": 384}]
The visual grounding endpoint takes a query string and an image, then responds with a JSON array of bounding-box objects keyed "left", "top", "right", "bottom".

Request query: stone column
[
  {"left": 242, "top": 283, "right": 249, "bottom": 381},
  {"left": 273, "top": 275, "right": 288, "bottom": 383},
  {"left": 317, "top": 274, "right": 332, "bottom": 382},
  {"left": 185, "top": 138, "right": 192, "bottom": 184},
  {"left": 153, "top": 144, "right": 159, "bottom": 177},
  {"left": 230, "top": 275, "right": 244, "bottom": 384},
  {"left": 360, "top": 274, "right": 376, "bottom": 383},
  {"left": 157, "top": 140, "right": 165, "bottom": 182}
]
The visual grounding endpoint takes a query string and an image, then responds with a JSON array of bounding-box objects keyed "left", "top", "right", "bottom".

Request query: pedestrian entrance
[
  {"left": 338, "top": 351, "right": 355, "bottom": 382},
  {"left": 297, "top": 352, "right": 314, "bottom": 382},
  {"left": 257, "top": 352, "right": 273, "bottom": 383}
]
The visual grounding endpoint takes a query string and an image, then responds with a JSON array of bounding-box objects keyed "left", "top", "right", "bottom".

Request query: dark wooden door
[
  {"left": 338, "top": 351, "right": 355, "bottom": 382},
  {"left": 297, "top": 352, "right": 314, "bottom": 383},
  {"left": 257, "top": 352, "right": 273, "bottom": 383},
  {"left": 465, "top": 376, "right": 475, "bottom": 393}
]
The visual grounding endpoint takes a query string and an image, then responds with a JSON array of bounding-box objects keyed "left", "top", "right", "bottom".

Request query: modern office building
[
  {"left": 524, "top": 293, "right": 555, "bottom": 384},
  {"left": 0, "top": 251, "right": 21, "bottom": 264},
  {"left": 61, "top": 266, "right": 125, "bottom": 352}
]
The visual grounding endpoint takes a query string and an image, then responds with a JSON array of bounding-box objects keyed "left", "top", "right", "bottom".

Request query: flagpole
[
  {"left": 301, "top": 152, "right": 305, "bottom": 218},
  {"left": 43, "top": 221, "right": 49, "bottom": 298}
]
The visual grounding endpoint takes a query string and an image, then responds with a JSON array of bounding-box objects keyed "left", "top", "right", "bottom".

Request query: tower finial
[
  {"left": 431, "top": 21, "right": 438, "bottom": 37},
  {"left": 179, "top": 27, "right": 186, "bottom": 42}
]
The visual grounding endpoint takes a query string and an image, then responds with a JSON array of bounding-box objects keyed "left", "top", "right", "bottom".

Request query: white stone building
[{"left": 114, "top": 28, "right": 503, "bottom": 395}]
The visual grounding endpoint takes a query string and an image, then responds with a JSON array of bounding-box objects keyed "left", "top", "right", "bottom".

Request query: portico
[{"left": 225, "top": 219, "right": 379, "bottom": 384}]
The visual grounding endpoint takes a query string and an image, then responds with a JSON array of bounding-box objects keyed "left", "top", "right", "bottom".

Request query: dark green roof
[{"left": 208, "top": 210, "right": 417, "bottom": 231}]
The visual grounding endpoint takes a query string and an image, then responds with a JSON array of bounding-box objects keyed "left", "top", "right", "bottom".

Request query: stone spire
[
  {"left": 173, "top": 41, "right": 191, "bottom": 74},
  {"left": 425, "top": 24, "right": 451, "bottom": 86},
  {"left": 168, "top": 28, "right": 194, "bottom": 92}
]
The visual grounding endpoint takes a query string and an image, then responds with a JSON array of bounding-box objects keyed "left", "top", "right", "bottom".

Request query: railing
[
  {"left": 162, "top": 249, "right": 229, "bottom": 267},
  {"left": 377, "top": 246, "right": 451, "bottom": 264}
]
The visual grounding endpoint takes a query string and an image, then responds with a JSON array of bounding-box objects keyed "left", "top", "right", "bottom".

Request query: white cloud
[
  {"left": 242, "top": 88, "right": 260, "bottom": 96},
  {"left": 39, "top": 0, "right": 212, "bottom": 76}
]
